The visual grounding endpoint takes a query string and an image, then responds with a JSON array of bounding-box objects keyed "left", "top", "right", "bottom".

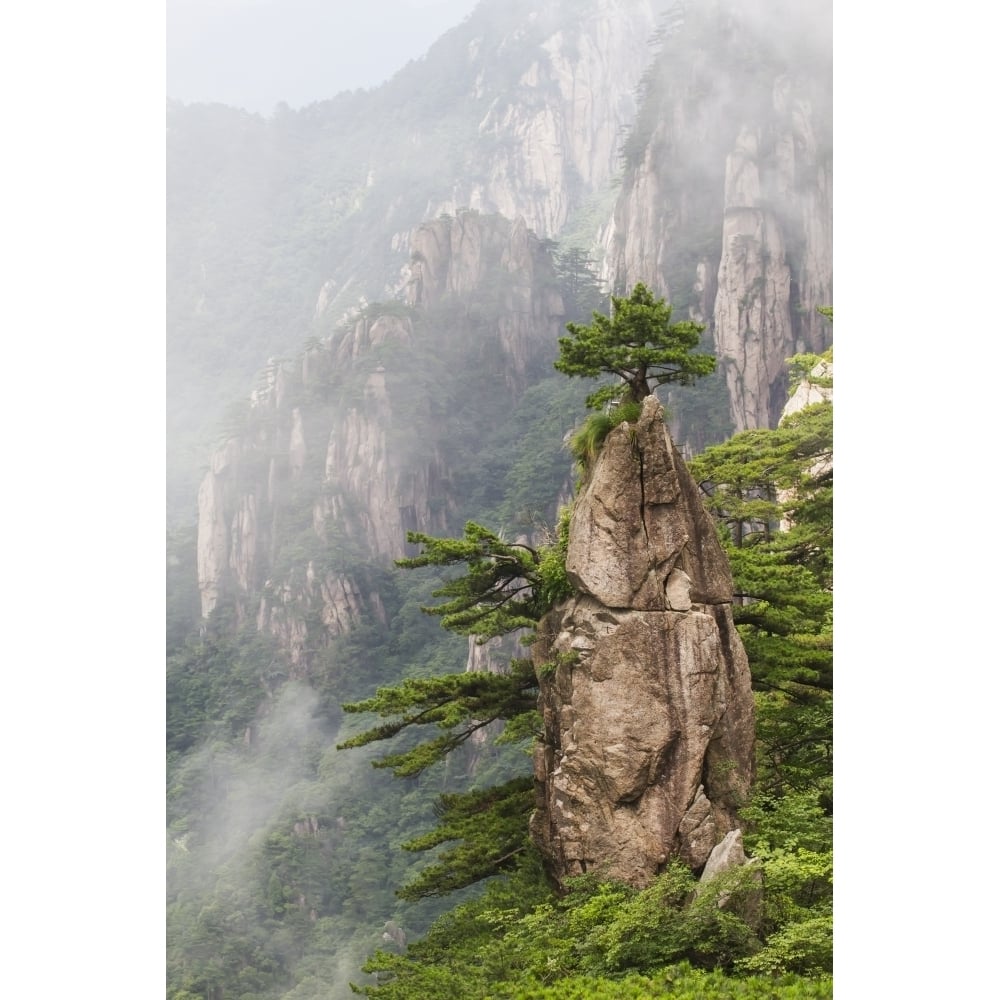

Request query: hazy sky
[{"left": 167, "top": 0, "right": 481, "bottom": 114}]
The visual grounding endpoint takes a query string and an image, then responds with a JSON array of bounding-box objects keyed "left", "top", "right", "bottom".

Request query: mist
[
  {"left": 166, "top": 0, "right": 482, "bottom": 114},
  {"left": 166, "top": 2, "right": 835, "bottom": 997},
  {"left": 167, "top": 677, "right": 449, "bottom": 997}
]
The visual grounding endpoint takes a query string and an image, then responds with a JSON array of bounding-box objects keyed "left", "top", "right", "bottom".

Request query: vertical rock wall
[
  {"left": 530, "top": 397, "right": 755, "bottom": 887},
  {"left": 604, "top": 1, "right": 832, "bottom": 434},
  {"left": 197, "top": 212, "right": 564, "bottom": 671},
  {"left": 435, "top": 0, "right": 659, "bottom": 239}
]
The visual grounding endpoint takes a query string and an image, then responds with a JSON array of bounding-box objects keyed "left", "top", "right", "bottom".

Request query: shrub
[{"left": 567, "top": 400, "right": 643, "bottom": 474}]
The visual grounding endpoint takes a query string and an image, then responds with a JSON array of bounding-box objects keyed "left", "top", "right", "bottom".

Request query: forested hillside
[{"left": 166, "top": 2, "right": 833, "bottom": 997}]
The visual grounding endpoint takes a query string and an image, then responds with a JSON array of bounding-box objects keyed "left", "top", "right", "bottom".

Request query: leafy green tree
[
  {"left": 395, "top": 776, "right": 535, "bottom": 900},
  {"left": 338, "top": 682, "right": 537, "bottom": 899},
  {"left": 688, "top": 364, "right": 833, "bottom": 697},
  {"left": 554, "top": 282, "right": 716, "bottom": 410}
]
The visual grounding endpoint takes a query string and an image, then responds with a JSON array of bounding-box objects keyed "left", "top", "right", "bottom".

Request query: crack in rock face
[{"left": 531, "top": 397, "right": 754, "bottom": 888}]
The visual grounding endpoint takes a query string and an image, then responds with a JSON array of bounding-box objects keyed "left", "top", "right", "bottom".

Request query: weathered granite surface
[{"left": 530, "top": 397, "right": 755, "bottom": 887}]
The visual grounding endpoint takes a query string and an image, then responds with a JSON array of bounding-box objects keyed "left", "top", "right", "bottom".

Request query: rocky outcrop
[
  {"left": 782, "top": 355, "right": 832, "bottom": 419},
  {"left": 700, "top": 828, "right": 748, "bottom": 885},
  {"left": 197, "top": 211, "right": 565, "bottom": 671},
  {"left": 405, "top": 210, "right": 565, "bottom": 389},
  {"left": 777, "top": 354, "right": 832, "bottom": 532},
  {"left": 604, "top": 1, "right": 832, "bottom": 435},
  {"left": 530, "top": 396, "right": 754, "bottom": 888},
  {"left": 433, "top": 0, "right": 658, "bottom": 239}
]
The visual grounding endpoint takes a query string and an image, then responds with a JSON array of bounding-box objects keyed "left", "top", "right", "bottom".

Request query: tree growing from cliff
[
  {"left": 554, "top": 282, "right": 716, "bottom": 410},
  {"left": 394, "top": 523, "right": 546, "bottom": 642},
  {"left": 337, "top": 519, "right": 572, "bottom": 897}
]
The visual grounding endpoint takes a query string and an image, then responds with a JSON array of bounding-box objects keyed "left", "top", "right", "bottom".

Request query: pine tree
[
  {"left": 337, "top": 522, "right": 570, "bottom": 898},
  {"left": 393, "top": 522, "right": 546, "bottom": 642},
  {"left": 688, "top": 348, "right": 833, "bottom": 819},
  {"left": 554, "top": 282, "right": 715, "bottom": 409}
]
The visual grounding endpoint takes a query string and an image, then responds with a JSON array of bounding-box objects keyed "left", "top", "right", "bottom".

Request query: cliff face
[
  {"left": 530, "top": 397, "right": 755, "bottom": 887},
  {"left": 713, "top": 84, "right": 832, "bottom": 432},
  {"left": 404, "top": 212, "right": 564, "bottom": 391},
  {"left": 168, "top": 1, "right": 660, "bottom": 527},
  {"left": 196, "top": 212, "right": 564, "bottom": 670},
  {"left": 436, "top": 0, "right": 659, "bottom": 239},
  {"left": 170, "top": 0, "right": 833, "bottom": 531},
  {"left": 604, "top": 0, "right": 832, "bottom": 433}
]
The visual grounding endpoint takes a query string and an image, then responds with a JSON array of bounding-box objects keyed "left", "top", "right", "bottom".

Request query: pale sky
[{"left": 167, "top": 0, "right": 482, "bottom": 114}]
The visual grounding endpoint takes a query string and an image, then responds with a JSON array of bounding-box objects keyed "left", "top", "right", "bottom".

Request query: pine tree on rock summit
[{"left": 554, "top": 282, "right": 716, "bottom": 410}]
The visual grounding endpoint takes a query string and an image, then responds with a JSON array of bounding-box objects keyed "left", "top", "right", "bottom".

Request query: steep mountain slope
[
  {"left": 181, "top": 0, "right": 832, "bottom": 665},
  {"left": 195, "top": 211, "right": 569, "bottom": 666},
  {"left": 605, "top": 0, "right": 832, "bottom": 432},
  {"left": 166, "top": 2, "right": 833, "bottom": 997},
  {"left": 167, "top": 0, "right": 661, "bottom": 522}
]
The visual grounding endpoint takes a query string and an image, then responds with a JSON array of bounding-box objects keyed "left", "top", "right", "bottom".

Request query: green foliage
[
  {"left": 555, "top": 283, "right": 715, "bottom": 410},
  {"left": 337, "top": 636, "right": 540, "bottom": 901},
  {"left": 689, "top": 401, "right": 831, "bottom": 539},
  {"left": 536, "top": 650, "right": 579, "bottom": 681},
  {"left": 338, "top": 494, "right": 581, "bottom": 901},
  {"left": 567, "top": 399, "right": 642, "bottom": 473},
  {"left": 355, "top": 854, "right": 832, "bottom": 999},
  {"left": 552, "top": 245, "right": 607, "bottom": 324},
  {"left": 534, "top": 503, "right": 574, "bottom": 608},
  {"left": 726, "top": 544, "right": 833, "bottom": 695},
  {"left": 688, "top": 398, "right": 833, "bottom": 698},
  {"left": 786, "top": 347, "right": 833, "bottom": 392},
  {"left": 741, "top": 785, "right": 832, "bottom": 858},
  {"left": 743, "top": 663, "right": 830, "bottom": 781},
  {"left": 577, "top": 863, "right": 761, "bottom": 974},
  {"left": 166, "top": 620, "right": 286, "bottom": 758},
  {"left": 691, "top": 355, "right": 833, "bottom": 923},
  {"left": 737, "top": 915, "right": 833, "bottom": 978},
  {"left": 510, "top": 966, "right": 833, "bottom": 999},
  {"left": 338, "top": 658, "right": 538, "bottom": 778},
  {"left": 568, "top": 411, "right": 613, "bottom": 466},
  {"left": 735, "top": 845, "right": 832, "bottom": 978},
  {"left": 488, "top": 375, "right": 586, "bottom": 530},
  {"left": 396, "top": 522, "right": 547, "bottom": 642},
  {"left": 397, "top": 777, "right": 535, "bottom": 899}
]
